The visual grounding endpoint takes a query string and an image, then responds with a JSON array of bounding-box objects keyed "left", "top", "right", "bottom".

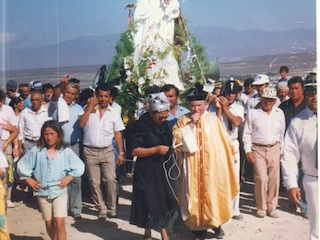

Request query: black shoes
[
  {"left": 192, "top": 230, "right": 207, "bottom": 240},
  {"left": 73, "top": 214, "right": 82, "bottom": 220},
  {"left": 232, "top": 214, "right": 244, "bottom": 221},
  {"left": 192, "top": 226, "right": 225, "bottom": 239},
  {"left": 212, "top": 226, "right": 225, "bottom": 239}
]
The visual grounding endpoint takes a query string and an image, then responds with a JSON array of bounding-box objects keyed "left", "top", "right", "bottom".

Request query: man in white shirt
[
  {"left": 209, "top": 80, "right": 244, "bottom": 221},
  {"left": 243, "top": 87, "right": 285, "bottom": 218},
  {"left": 281, "top": 75, "right": 318, "bottom": 240},
  {"left": 80, "top": 83, "right": 125, "bottom": 220},
  {"left": 18, "top": 91, "right": 50, "bottom": 153}
]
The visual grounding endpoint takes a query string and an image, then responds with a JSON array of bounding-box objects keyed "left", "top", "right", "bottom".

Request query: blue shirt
[
  {"left": 167, "top": 104, "right": 190, "bottom": 128},
  {"left": 17, "top": 146, "right": 85, "bottom": 199},
  {"left": 24, "top": 96, "right": 32, "bottom": 109},
  {"left": 49, "top": 101, "right": 84, "bottom": 144}
]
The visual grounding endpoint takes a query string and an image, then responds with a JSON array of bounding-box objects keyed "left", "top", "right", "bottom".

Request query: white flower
[
  {"left": 126, "top": 70, "right": 132, "bottom": 76},
  {"left": 138, "top": 77, "right": 145, "bottom": 86},
  {"left": 123, "top": 56, "right": 133, "bottom": 70}
]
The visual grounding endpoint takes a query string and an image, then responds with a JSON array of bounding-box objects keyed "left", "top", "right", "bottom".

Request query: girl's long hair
[{"left": 37, "top": 120, "right": 67, "bottom": 150}]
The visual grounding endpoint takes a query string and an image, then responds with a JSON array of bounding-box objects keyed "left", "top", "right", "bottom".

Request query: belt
[
  {"left": 253, "top": 142, "right": 279, "bottom": 148},
  {"left": 25, "top": 138, "right": 39, "bottom": 143},
  {"left": 305, "top": 174, "right": 318, "bottom": 178},
  {"left": 83, "top": 145, "right": 112, "bottom": 149}
]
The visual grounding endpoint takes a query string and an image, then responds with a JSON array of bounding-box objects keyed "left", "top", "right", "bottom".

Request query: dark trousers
[{"left": 68, "top": 143, "right": 83, "bottom": 216}]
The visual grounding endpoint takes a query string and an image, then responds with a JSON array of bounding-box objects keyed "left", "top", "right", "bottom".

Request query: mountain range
[{"left": 4, "top": 27, "right": 316, "bottom": 71}]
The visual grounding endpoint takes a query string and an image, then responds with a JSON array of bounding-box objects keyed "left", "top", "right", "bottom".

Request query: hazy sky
[{"left": 0, "top": 0, "right": 316, "bottom": 48}]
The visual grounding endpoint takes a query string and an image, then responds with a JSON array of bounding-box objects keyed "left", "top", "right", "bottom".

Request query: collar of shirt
[
  {"left": 256, "top": 106, "right": 281, "bottom": 114},
  {"left": 169, "top": 104, "right": 189, "bottom": 116},
  {"left": 306, "top": 106, "right": 317, "bottom": 118},
  {"left": 29, "top": 105, "right": 48, "bottom": 114},
  {"left": 68, "top": 101, "right": 76, "bottom": 107},
  {"left": 97, "top": 105, "right": 112, "bottom": 116}
]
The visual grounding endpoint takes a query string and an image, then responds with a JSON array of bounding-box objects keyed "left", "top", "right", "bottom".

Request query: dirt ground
[{"left": 8, "top": 177, "right": 309, "bottom": 240}]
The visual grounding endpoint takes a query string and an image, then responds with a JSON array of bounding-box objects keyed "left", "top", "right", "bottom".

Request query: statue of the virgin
[{"left": 133, "top": 0, "right": 185, "bottom": 90}]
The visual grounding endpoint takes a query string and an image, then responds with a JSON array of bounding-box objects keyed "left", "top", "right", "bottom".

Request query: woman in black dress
[{"left": 130, "top": 92, "right": 181, "bottom": 240}]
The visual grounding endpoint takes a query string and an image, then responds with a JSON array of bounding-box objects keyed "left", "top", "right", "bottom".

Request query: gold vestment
[{"left": 172, "top": 111, "right": 239, "bottom": 229}]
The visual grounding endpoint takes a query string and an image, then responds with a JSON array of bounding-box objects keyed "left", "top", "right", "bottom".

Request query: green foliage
[
  {"left": 117, "top": 81, "right": 141, "bottom": 121},
  {"left": 105, "top": 16, "right": 213, "bottom": 120},
  {"left": 105, "top": 29, "right": 135, "bottom": 81}
]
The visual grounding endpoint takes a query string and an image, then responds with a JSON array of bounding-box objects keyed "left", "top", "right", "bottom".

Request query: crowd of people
[{"left": 0, "top": 65, "right": 317, "bottom": 240}]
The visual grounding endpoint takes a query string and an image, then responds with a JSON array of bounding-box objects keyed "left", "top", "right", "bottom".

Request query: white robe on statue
[{"left": 133, "top": 0, "right": 184, "bottom": 90}]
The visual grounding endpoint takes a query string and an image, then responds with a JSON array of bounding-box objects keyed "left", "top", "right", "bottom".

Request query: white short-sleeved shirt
[
  {"left": 18, "top": 105, "right": 51, "bottom": 141},
  {"left": 110, "top": 102, "right": 122, "bottom": 115},
  {"left": 82, "top": 106, "right": 125, "bottom": 148},
  {"left": 0, "top": 105, "right": 15, "bottom": 140},
  {"left": 207, "top": 102, "right": 244, "bottom": 141}
]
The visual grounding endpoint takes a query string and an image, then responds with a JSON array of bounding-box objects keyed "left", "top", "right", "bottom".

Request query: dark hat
[
  {"left": 223, "top": 80, "right": 240, "bottom": 94},
  {"left": 304, "top": 72, "right": 316, "bottom": 93},
  {"left": 244, "top": 78, "right": 254, "bottom": 87},
  {"left": 9, "top": 96, "right": 24, "bottom": 109},
  {"left": 186, "top": 82, "right": 207, "bottom": 101},
  {"left": 30, "top": 80, "right": 42, "bottom": 91},
  {"left": 69, "top": 78, "right": 80, "bottom": 84},
  {"left": 6, "top": 80, "right": 18, "bottom": 90}
]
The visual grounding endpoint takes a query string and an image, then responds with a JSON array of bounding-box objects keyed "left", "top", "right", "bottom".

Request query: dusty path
[{"left": 8, "top": 178, "right": 309, "bottom": 240}]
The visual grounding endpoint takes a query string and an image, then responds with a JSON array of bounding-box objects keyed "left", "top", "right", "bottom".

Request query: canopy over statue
[{"left": 133, "top": 0, "right": 185, "bottom": 90}]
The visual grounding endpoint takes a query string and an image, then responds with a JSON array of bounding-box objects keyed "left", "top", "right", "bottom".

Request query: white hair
[{"left": 276, "top": 81, "right": 289, "bottom": 91}]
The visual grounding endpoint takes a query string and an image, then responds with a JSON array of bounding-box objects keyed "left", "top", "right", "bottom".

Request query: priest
[{"left": 172, "top": 83, "right": 238, "bottom": 240}]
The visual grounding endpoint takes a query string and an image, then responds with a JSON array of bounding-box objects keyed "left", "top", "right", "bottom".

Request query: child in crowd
[
  {"left": 42, "top": 83, "right": 54, "bottom": 108},
  {"left": 17, "top": 120, "right": 84, "bottom": 240}
]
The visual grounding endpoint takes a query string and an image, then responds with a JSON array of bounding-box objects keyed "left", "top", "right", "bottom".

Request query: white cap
[
  {"left": 252, "top": 74, "right": 269, "bottom": 85},
  {"left": 261, "top": 87, "right": 277, "bottom": 99}
]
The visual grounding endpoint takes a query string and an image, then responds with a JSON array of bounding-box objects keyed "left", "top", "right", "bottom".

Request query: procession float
[{"left": 93, "top": 0, "right": 219, "bottom": 123}]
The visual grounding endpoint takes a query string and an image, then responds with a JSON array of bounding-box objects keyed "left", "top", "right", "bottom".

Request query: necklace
[{"left": 155, "top": 125, "right": 165, "bottom": 134}]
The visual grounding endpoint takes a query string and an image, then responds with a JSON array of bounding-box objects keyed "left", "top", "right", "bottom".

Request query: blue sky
[{"left": 0, "top": 0, "right": 316, "bottom": 48}]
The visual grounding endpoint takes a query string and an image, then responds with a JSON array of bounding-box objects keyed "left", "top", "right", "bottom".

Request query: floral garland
[{"left": 105, "top": 15, "right": 211, "bottom": 122}]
